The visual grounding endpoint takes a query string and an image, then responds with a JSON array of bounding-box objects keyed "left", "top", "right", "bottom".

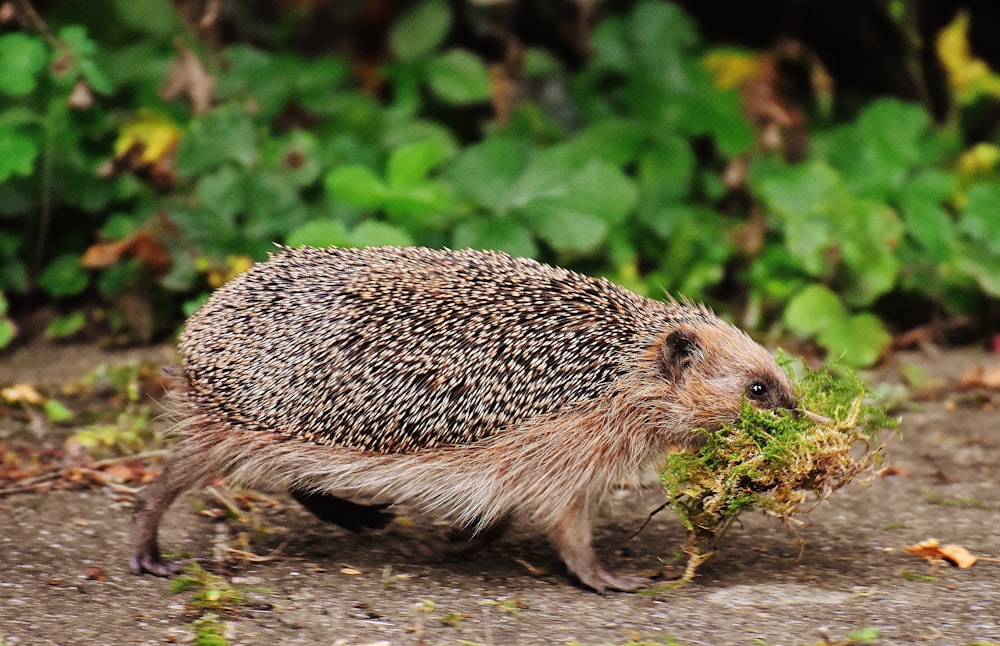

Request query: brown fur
[{"left": 131, "top": 246, "right": 796, "bottom": 593}]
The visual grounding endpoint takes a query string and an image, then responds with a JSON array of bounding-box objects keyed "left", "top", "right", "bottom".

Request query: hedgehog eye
[{"left": 747, "top": 381, "right": 769, "bottom": 401}]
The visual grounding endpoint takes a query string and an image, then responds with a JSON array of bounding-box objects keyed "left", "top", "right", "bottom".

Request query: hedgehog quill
[{"left": 132, "top": 245, "right": 798, "bottom": 593}]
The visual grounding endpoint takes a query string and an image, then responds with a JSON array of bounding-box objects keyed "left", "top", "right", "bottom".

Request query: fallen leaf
[
  {"left": 514, "top": 558, "right": 546, "bottom": 577},
  {"left": 958, "top": 364, "right": 1000, "bottom": 389},
  {"left": 905, "top": 538, "right": 981, "bottom": 568},
  {"left": 85, "top": 566, "right": 105, "bottom": 581},
  {"left": 340, "top": 566, "right": 362, "bottom": 575},
  {"left": 1, "top": 384, "right": 45, "bottom": 406}
]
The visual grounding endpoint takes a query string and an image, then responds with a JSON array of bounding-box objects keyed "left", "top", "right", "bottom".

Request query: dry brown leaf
[
  {"left": 160, "top": 37, "right": 215, "bottom": 114},
  {"left": 82, "top": 231, "right": 172, "bottom": 276},
  {"left": 958, "top": 364, "right": 1000, "bottom": 390},
  {"left": 905, "top": 538, "right": 981, "bottom": 568}
]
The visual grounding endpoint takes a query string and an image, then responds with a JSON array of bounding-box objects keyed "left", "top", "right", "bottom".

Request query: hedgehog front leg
[
  {"left": 131, "top": 437, "right": 226, "bottom": 575},
  {"left": 547, "top": 498, "right": 650, "bottom": 593}
]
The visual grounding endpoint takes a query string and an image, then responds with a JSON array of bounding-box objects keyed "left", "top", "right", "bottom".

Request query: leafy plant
[{"left": 1, "top": 0, "right": 999, "bottom": 365}]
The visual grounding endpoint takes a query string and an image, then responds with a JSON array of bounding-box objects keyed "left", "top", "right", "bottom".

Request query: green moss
[{"left": 658, "top": 357, "right": 898, "bottom": 583}]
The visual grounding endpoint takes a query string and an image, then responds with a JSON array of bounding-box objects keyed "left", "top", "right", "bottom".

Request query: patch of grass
[
  {"left": 190, "top": 613, "right": 229, "bottom": 646},
  {"left": 439, "top": 610, "right": 466, "bottom": 627},
  {"left": 922, "top": 488, "right": 989, "bottom": 509},
  {"left": 658, "top": 358, "right": 897, "bottom": 583},
  {"left": 900, "top": 569, "right": 941, "bottom": 582},
  {"left": 479, "top": 597, "right": 525, "bottom": 617},
  {"left": 171, "top": 562, "right": 267, "bottom": 611}
]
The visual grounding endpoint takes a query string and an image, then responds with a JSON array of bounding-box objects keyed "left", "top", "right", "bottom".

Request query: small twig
[
  {"left": 205, "top": 485, "right": 249, "bottom": 521},
  {"left": 91, "top": 449, "right": 170, "bottom": 468},
  {"left": 631, "top": 499, "right": 671, "bottom": 540},
  {"left": 222, "top": 540, "right": 289, "bottom": 564},
  {"left": 12, "top": 0, "right": 60, "bottom": 48}
]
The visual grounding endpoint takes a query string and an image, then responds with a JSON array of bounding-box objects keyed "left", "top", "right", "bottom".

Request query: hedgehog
[{"left": 131, "top": 245, "right": 797, "bottom": 593}]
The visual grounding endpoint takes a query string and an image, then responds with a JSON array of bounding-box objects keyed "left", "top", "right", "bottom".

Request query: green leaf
[
  {"left": 0, "top": 33, "right": 47, "bottom": 96},
  {"left": 381, "top": 119, "right": 459, "bottom": 160},
  {"left": 391, "top": 0, "right": 451, "bottom": 61},
  {"left": 0, "top": 291, "right": 7, "bottom": 316},
  {"left": 569, "top": 119, "right": 646, "bottom": 166},
  {"left": 57, "top": 26, "right": 111, "bottom": 94},
  {"left": 113, "top": 0, "right": 179, "bottom": 37},
  {"left": 383, "top": 183, "right": 449, "bottom": 219},
  {"left": 817, "top": 312, "right": 891, "bottom": 367},
  {"left": 825, "top": 99, "right": 929, "bottom": 199},
  {"left": 844, "top": 251, "right": 900, "bottom": 307},
  {"left": 285, "top": 220, "right": 350, "bottom": 248},
  {"left": 0, "top": 318, "right": 15, "bottom": 349},
  {"left": 522, "top": 209, "right": 607, "bottom": 255},
  {"left": 43, "top": 398, "right": 74, "bottom": 423},
  {"left": 386, "top": 140, "right": 444, "bottom": 188},
  {"left": 46, "top": 311, "right": 86, "bottom": 339},
  {"left": 956, "top": 243, "right": 1000, "bottom": 298},
  {"left": 245, "top": 172, "right": 308, "bottom": 242},
  {"left": 175, "top": 105, "right": 258, "bottom": 177},
  {"left": 555, "top": 159, "right": 638, "bottom": 226},
  {"left": 0, "top": 125, "right": 39, "bottom": 182},
  {"left": 196, "top": 166, "right": 245, "bottom": 221},
  {"left": 452, "top": 219, "right": 538, "bottom": 258},
  {"left": 505, "top": 146, "right": 577, "bottom": 208},
  {"left": 782, "top": 284, "right": 847, "bottom": 337},
  {"left": 349, "top": 221, "right": 414, "bottom": 248},
  {"left": 960, "top": 181, "right": 1000, "bottom": 255},
  {"left": 637, "top": 134, "right": 696, "bottom": 200},
  {"left": 754, "top": 159, "right": 841, "bottom": 220},
  {"left": 97, "top": 260, "right": 142, "bottom": 299},
  {"left": 898, "top": 170, "right": 955, "bottom": 260},
  {"left": 628, "top": 0, "right": 699, "bottom": 53},
  {"left": 324, "top": 165, "right": 387, "bottom": 209},
  {"left": 264, "top": 129, "right": 321, "bottom": 187},
  {"left": 426, "top": 49, "right": 491, "bottom": 105},
  {"left": 449, "top": 137, "right": 528, "bottom": 212},
  {"left": 38, "top": 254, "right": 88, "bottom": 297}
]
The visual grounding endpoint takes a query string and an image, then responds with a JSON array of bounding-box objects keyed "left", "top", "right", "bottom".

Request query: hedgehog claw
[{"left": 130, "top": 549, "right": 183, "bottom": 576}]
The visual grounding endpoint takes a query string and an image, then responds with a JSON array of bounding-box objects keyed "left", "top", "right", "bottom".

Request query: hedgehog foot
[
  {"left": 549, "top": 502, "right": 649, "bottom": 594},
  {"left": 130, "top": 432, "right": 226, "bottom": 576},
  {"left": 290, "top": 489, "right": 394, "bottom": 532},
  {"left": 130, "top": 545, "right": 183, "bottom": 577},
  {"left": 442, "top": 516, "right": 511, "bottom": 555}
]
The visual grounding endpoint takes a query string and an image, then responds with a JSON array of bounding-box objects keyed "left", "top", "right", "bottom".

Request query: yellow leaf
[
  {"left": 205, "top": 254, "right": 254, "bottom": 288},
  {"left": 957, "top": 142, "right": 1000, "bottom": 177},
  {"left": 936, "top": 12, "right": 1000, "bottom": 101},
  {"left": 113, "top": 109, "right": 181, "bottom": 166},
  {"left": 1, "top": 383, "right": 45, "bottom": 406},
  {"left": 703, "top": 50, "right": 758, "bottom": 90}
]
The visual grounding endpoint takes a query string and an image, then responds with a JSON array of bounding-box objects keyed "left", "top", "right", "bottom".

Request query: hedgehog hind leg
[
  {"left": 130, "top": 436, "right": 227, "bottom": 576},
  {"left": 289, "top": 489, "right": 394, "bottom": 531}
]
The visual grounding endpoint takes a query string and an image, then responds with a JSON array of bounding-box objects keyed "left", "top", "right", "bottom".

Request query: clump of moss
[{"left": 658, "top": 358, "right": 898, "bottom": 583}]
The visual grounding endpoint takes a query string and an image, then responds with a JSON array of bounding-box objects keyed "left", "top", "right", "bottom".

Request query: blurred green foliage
[{"left": 1, "top": 0, "right": 999, "bottom": 365}]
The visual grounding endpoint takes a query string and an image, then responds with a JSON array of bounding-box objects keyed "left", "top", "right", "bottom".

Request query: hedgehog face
[{"left": 658, "top": 325, "right": 797, "bottom": 433}]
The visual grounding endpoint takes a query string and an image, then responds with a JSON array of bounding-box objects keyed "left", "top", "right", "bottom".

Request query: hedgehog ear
[{"left": 660, "top": 330, "right": 700, "bottom": 382}]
